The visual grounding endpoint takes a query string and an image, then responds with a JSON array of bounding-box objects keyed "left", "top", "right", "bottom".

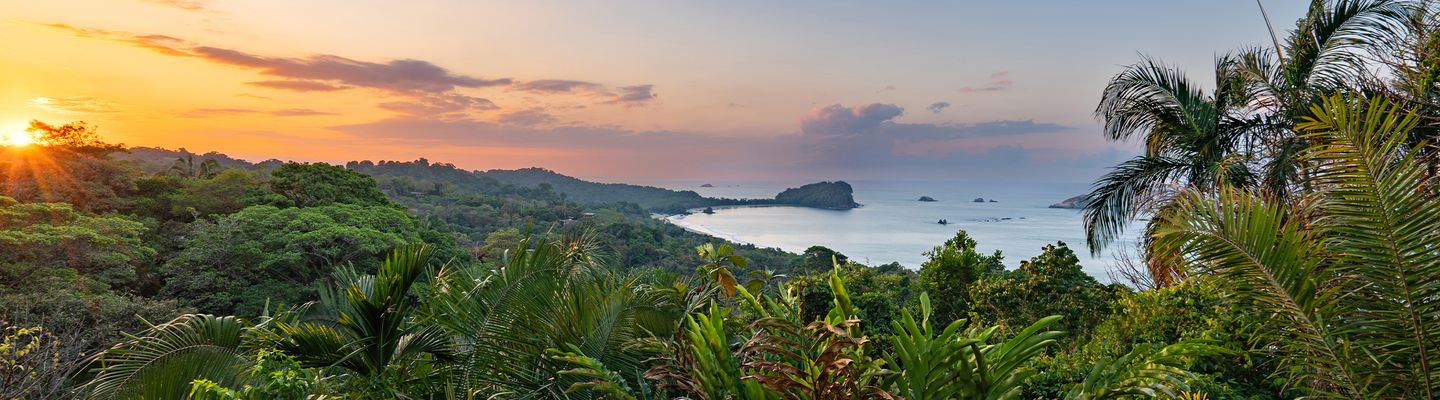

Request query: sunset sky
[{"left": 1, "top": 0, "right": 1307, "bottom": 182}]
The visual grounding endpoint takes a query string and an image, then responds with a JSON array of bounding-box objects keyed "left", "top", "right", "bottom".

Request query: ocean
[{"left": 645, "top": 180, "right": 1137, "bottom": 282}]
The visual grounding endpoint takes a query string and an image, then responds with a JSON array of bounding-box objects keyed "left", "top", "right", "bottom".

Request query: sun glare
[{"left": 4, "top": 131, "right": 37, "bottom": 147}]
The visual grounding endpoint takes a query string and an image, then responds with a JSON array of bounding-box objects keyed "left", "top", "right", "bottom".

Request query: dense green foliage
[
  {"left": 772, "top": 181, "right": 860, "bottom": 209},
  {"left": 3, "top": 1, "right": 1439, "bottom": 398}
]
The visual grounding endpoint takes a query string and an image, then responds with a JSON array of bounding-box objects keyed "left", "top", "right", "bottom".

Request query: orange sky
[{"left": 0, "top": 0, "right": 1306, "bottom": 181}]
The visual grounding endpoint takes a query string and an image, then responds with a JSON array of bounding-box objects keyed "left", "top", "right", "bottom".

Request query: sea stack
[{"left": 1048, "top": 195, "right": 1090, "bottom": 209}]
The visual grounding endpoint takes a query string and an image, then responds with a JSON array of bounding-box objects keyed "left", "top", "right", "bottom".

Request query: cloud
[
  {"left": 511, "top": 80, "right": 658, "bottom": 107},
  {"left": 182, "top": 107, "right": 339, "bottom": 117},
  {"left": 606, "top": 85, "right": 658, "bottom": 106},
  {"left": 247, "top": 80, "right": 349, "bottom": 92},
  {"left": 377, "top": 93, "right": 498, "bottom": 116},
  {"left": 497, "top": 108, "right": 560, "bottom": 126},
  {"left": 800, "top": 103, "right": 905, "bottom": 136},
  {"left": 792, "top": 103, "right": 1076, "bottom": 176},
  {"left": 183, "top": 108, "right": 257, "bottom": 117},
  {"left": 47, "top": 23, "right": 509, "bottom": 95},
  {"left": 957, "top": 70, "right": 1014, "bottom": 93},
  {"left": 270, "top": 108, "right": 337, "bottom": 116},
  {"left": 511, "top": 79, "right": 605, "bottom": 94},
  {"left": 50, "top": 23, "right": 660, "bottom": 115},
  {"left": 189, "top": 47, "right": 511, "bottom": 94},
  {"left": 325, "top": 103, "right": 1097, "bottom": 182},
  {"left": 143, "top": 0, "right": 208, "bottom": 11},
  {"left": 927, "top": 102, "right": 950, "bottom": 113},
  {"left": 29, "top": 96, "right": 119, "bottom": 114}
]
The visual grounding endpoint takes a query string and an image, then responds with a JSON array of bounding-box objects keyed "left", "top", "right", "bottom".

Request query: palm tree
[
  {"left": 1088, "top": 0, "right": 1412, "bottom": 284},
  {"left": 168, "top": 149, "right": 222, "bottom": 178},
  {"left": 1084, "top": 55, "right": 1261, "bottom": 284},
  {"left": 79, "top": 314, "right": 253, "bottom": 399},
  {"left": 424, "top": 233, "right": 673, "bottom": 398},
  {"left": 1152, "top": 94, "right": 1440, "bottom": 398},
  {"left": 81, "top": 244, "right": 451, "bottom": 399},
  {"left": 251, "top": 244, "right": 455, "bottom": 397},
  {"left": 1234, "top": 0, "right": 1410, "bottom": 196}
]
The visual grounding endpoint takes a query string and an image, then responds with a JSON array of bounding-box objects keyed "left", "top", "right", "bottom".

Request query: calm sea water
[{"left": 646, "top": 180, "right": 1136, "bottom": 281}]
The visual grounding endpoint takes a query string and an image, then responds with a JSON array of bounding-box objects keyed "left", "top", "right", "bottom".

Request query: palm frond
[{"left": 80, "top": 314, "right": 252, "bottom": 399}]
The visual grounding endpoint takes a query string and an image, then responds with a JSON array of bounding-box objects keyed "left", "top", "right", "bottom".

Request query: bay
[{"left": 645, "top": 180, "right": 1136, "bottom": 281}]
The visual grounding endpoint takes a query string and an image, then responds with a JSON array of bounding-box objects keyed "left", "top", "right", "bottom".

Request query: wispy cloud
[
  {"left": 377, "top": 93, "right": 498, "bottom": 117},
  {"left": 511, "top": 80, "right": 659, "bottom": 107},
  {"left": 30, "top": 96, "right": 119, "bottom": 114},
  {"left": 183, "top": 107, "right": 339, "bottom": 117},
  {"left": 142, "top": 0, "right": 209, "bottom": 12},
  {"left": 183, "top": 108, "right": 257, "bottom": 117},
  {"left": 497, "top": 108, "right": 561, "bottom": 126},
  {"left": 48, "top": 23, "right": 660, "bottom": 119},
  {"left": 957, "top": 70, "right": 1013, "bottom": 93},
  {"left": 511, "top": 80, "right": 605, "bottom": 94},
  {"left": 270, "top": 108, "right": 338, "bottom": 116},
  {"left": 247, "top": 80, "right": 349, "bottom": 92},
  {"left": 187, "top": 47, "right": 511, "bottom": 94},
  {"left": 606, "top": 85, "right": 658, "bottom": 106}
]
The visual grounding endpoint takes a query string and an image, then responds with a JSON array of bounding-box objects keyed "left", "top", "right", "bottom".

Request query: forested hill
[
  {"left": 118, "top": 148, "right": 855, "bottom": 213},
  {"left": 476, "top": 167, "right": 730, "bottom": 211},
  {"left": 352, "top": 162, "right": 860, "bottom": 213},
  {"left": 774, "top": 181, "right": 859, "bottom": 210}
]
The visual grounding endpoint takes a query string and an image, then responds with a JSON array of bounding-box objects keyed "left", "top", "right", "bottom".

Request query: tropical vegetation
[{"left": 1, "top": 0, "right": 1438, "bottom": 398}]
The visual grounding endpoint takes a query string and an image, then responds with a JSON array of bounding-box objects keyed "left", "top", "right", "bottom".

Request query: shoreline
[
  {"left": 653, "top": 211, "right": 755, "bottom": 246},
  {"left": 659, "top": 203, "right": 863, "bottom": 219}
]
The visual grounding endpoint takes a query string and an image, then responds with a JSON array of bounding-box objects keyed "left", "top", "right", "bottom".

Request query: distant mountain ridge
[
  {"left": 477, "top": 167, "right": 860, "bottom": 212},
  {"left": 116, "top": 147, "right": 858, "bottom": 213}
]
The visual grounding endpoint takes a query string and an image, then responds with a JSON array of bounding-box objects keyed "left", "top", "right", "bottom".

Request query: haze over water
[{"left": 652, "top": 180, "right": 1135, "bottom": 281}]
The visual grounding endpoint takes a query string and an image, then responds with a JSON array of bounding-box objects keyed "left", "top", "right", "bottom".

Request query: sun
[{"left": 3, "top": 130, "right": 37, "bottom": 147}]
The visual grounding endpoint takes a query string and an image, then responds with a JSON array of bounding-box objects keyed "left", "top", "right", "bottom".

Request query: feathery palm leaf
[{"left": 81, "top": 314, "right": 253, "bottom": 399}]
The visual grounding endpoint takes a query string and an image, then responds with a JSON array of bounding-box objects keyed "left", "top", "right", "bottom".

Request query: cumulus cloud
[
  {"left": 800, "top": 103, "right": 905, "bottom": 136},
  {"left": 29, "top": 96, "right": 119, "bottom": 114},
  {"left": 927, "top": 102, "right": 950, "bottom": 113},
  {"left": 957, "top": 70, "right": 1014, "bottom": 93}
]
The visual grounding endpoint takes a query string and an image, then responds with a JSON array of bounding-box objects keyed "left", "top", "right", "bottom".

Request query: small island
[
  {"left": 973, "top": 197, "right": 986, "bottom": 203},
  {"left": 937, "top": 219, "right": 949, "bottom": 225},
  {"left": 702, "top": 206, "right": 715, "bottom": 214},
  {"left": 989, "top": 199, "right": 998, "bottom": 203},
  {"left": 1049, "top": 195, "right": 1090, "bottom": 209},
  {"left": 918, "top": 196, "right": 937, "bottom": 202},
  {"left": 700, "top": 183, "right": 715, "bottom": 187},
  {"left": 773, "top": 181, "right": 860, "bottom": 210}
]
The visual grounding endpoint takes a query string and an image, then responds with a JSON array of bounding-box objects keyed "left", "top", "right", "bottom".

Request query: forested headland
[{"left": 5, "top": 1, "right": 1440, "bottom": 398}]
